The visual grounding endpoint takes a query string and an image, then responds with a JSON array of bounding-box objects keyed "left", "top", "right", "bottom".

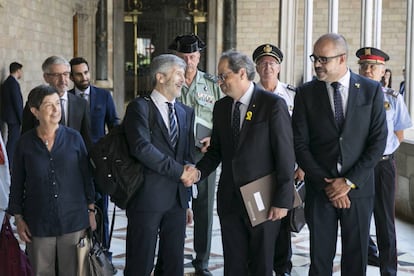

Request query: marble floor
[{"left": 109, "top": 200, "right": 414, "bottom": 276}]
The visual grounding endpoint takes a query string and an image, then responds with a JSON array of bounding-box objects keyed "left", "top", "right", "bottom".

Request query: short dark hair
[
  {"left": 9, "top": 62, "right": 22, "bottom": 74},
  {"left": 69, "top": 57, "right": 89, "bottom": 69},
  {"left": 28, "top": 85, "right": 59, "bottom": 109}
]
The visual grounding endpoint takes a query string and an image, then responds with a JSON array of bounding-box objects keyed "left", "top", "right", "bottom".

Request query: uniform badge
[{"left": 384, "top": 101, "right": 390, "bottom": 110}]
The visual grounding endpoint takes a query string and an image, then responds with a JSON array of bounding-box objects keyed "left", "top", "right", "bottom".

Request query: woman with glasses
[{"left": 8, "top": 85, "right": 96, "bottom": 276}]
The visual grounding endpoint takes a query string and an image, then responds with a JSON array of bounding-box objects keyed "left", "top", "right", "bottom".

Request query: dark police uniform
[
  {"left": 253, "top": 43, "right": 296, "bottom": 276},
  {"left": 356, "top": 47, "right": 412, "bottom": 276}
]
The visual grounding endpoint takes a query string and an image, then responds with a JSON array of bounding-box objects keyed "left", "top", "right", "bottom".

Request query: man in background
[
  {"left": 253, "top": 43, "right": 304, "bottom": 276},
  {"left": 1, "top": 62, "right": 23, "bottom": 167},
  {"left": 357, "top": 47, "right": 412, "bottom": 276},
  {"left": 169, "top": 34, "right": 222, "bottom": 276},
  {"left": 21, "top": 56, "right": 92, "bottom": 149},
  {"left": 69, "top": 57, "right": 119, "bottom": 263}
]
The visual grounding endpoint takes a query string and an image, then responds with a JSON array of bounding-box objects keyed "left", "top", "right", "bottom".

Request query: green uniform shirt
[{"left": 179, "top": 70, "right": 222, "bottom": 133}]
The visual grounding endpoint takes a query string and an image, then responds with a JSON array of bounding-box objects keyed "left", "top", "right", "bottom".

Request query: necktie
[
  {"left": 60, "top": 98, "right": 66, "bottom": 125},
  {"left": 232, "top": 101, "right": 242, "bottom": 150},
  {"left": 331, "top": 82, "right": 344, "bottom": 131},
  {"left": 167, "top": 102, "right": 178, "bottom": 148}
]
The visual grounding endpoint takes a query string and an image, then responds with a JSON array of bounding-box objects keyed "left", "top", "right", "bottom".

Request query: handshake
[{"left": 180, "top": 164, "right": 201, "bottom": 187}]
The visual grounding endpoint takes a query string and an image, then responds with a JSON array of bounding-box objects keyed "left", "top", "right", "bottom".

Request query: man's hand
[
  {"left": 294, "top": 167, "right": 305, "bottom": 181},
  {"left": 267, "top": 207, "right": 288, "bottom": 221},
  {"left": 331, "top": 194, "right": 351, "bottom": 209},
  {"left": 199, "top": 137, "right": 211, "bottom": 153},
  {"left": 324, "top": 177, "right": 351, "bottom": 201},
  {"left": 180, "top": 165, "right": 200, "bottom": 187},
  {"left": 186, "top": 208, "right": 193, "bottom": 225}
]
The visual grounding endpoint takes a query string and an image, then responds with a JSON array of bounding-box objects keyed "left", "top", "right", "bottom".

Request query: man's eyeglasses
[
  {"left": 309, "top": 53, "right": 345, "bottom": 64},
  {"left": 257, "top": 61, "right": 279, "bottom": 68},
  {"left": 46, "top": 72, "right": 71, "bottom": 78},
  {"left": 217, "top": 71, "right": 234, "bottom": 82}
]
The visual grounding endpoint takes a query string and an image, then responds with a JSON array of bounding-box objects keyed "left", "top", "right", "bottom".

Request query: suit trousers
[
  {"left": 5, "top": 122, "right": 20, "bottom": 167},
  {"left": 306, "top": 190, "right": 374, "bottom": 276},
  {"left": 373, "top": 158, "right": 397, "bottom": 276},
  {"left": 273, "top": 214, "right": 293, "bottom": 273},
  {"left": 192, "top": 151, "right": 217, "bottom": 270},
  {"left": 125, "top": 201, "right": 186, "bottom": 276},
  {"left": 26, "top": 229, "right": 84, "bottom": 276},
  {"left": 219, "top": 212, "right": 280, "bottom": 276}
]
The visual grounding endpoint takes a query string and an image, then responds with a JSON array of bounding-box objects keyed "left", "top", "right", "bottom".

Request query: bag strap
[{"left": 108, "top": 204, "right": 116, "bottom": 249}]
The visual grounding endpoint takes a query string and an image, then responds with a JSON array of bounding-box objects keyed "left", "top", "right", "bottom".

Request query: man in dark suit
[
  {"left": 292, "top": 33, "right": 387, "bottom": 275},
  {"left": 21, "top": 56, "right": 92, "bottom": 149},
  {"left": 1, "top": 62, "right": 23, "bottom": 167},
  {"left": 123, "top": 54, "right": 196, "bottom": 276},
  {"left": 193, "top": 50, "right": 295, "bottom": 276},
  {"left": 69, "top": 57, "right": 119, "bottom": 256}
]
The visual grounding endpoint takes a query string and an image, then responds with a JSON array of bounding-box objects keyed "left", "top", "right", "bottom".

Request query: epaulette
[
  {"left": 384, "top": 88, "right": 399, "bottom": 98},
  {"left": 203, "top": 73, "right": 218, "bottom": 83},
  {"left": 287, "top": 84, "right": 296, "bottom": 92}
]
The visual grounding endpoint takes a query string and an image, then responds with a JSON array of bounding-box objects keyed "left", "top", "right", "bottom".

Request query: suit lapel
[
  {"left": 174, "top": 103, "right": 186, "bottom": 152},
  {"left": 237, "top": 89, "right": 258, "bottom": 148},
  {"left": 89, "top": 86, "right": 96, "bottom": 110},
  {"left": 313, "top": 80, "right": 337, "bottom": 129},
  {"left": 344, "top": 73, "right": 360, "bottom": 129},
  {"left": 149, "top": 99, "right": 171, "bottom": 147}
]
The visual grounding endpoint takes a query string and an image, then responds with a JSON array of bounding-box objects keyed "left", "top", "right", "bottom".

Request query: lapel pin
[{"left": 355, "top": 83, "right": 360, "bottom": 88}]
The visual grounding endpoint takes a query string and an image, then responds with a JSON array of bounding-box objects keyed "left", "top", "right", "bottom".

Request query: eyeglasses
[
  {"left": 46, "top": 72, "right": 71, "bottom": 78},
  {"left": 257, "top": 61, "right": 279, "bottom": 68},
  {"left": 217, "top": 71, "right": 234, "bottom": 82},
  {"left": 309, "top": 53, "right": 345, "bottom": 64}
]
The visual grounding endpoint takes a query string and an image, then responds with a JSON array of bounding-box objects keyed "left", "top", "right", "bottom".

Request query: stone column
[
  {"left": 223, "top": 0, "right": 236, "bottom": 51},
  {"left": 112, "top": 0, "right": 125, "bottom": 117},
  {"left": 303, "top": 0, "right": 313, "bottom": 83},
  {"left": 72, "top": 0, "right": 99, "bottom": 80},
  {"left": 96, "top": 0, "right": 108, "bottom": 80},
  {"left": 279, "top": 0, "right": 297, "bottom": 85}
]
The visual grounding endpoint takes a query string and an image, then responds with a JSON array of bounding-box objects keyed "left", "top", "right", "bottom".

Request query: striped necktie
[{"left": 167, "top": 102, "right": 178, "bottom": 148}]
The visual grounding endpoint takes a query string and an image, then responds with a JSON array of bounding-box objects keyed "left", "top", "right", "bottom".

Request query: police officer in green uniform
[
  {"left": 357, "top": 47, "right": 412, "bottom": 276},
  {"left": 253, "top": 43, "right": 304, "bottom": 276},
  {"left": 169, "top": 34, "right": 222, "bottom": 276}
]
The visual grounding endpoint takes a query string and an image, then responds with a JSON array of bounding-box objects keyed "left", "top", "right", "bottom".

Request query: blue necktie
[
  {"left": 232, "top": 101, "right": 242, "bottom": 150},
  {"left": 167, "top": 102, "right": 178, "bottom": 148},
  {"left": 331, "top": 82, "right": 344, "bottom": 131}
]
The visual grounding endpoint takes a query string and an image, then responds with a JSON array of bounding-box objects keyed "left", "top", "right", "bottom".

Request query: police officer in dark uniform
[
  {"left": 253, "top": 44, "right": 304, "bottom": 276},
  {"left": 169, "top": 34, "right": 222, "bottom": 276},
  {"left": 357, "top": 47, "right": 412, "bottom": 276}
]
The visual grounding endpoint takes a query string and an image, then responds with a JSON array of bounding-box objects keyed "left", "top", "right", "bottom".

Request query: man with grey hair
[
  {"left": 191, "top": 50, "right": 295, "bottom": 276},
  {"left": 123, "top": 54, "right": 196, "bottom": 275},
  {"left": 21, "top": 56, "right": 91, "bottom": 148}
]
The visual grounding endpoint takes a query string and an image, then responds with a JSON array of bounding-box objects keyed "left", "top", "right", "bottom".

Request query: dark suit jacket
[
  {"left": 292, "top": 72, "right": 387, "bottom": 198},
  {"left": 69, "top": 86, "right": 119, "bottom": 143},
  {"left": 21, "top": 92, "right": 92, "bottom": 149},
  {"left": 197, "top": 85, "right": 295, "bottom": 217},
  {"left": 123, "top": 97, "right": 195, "bottom": 212},
  {"left": 1, "top": 76, "right": 23, "bottom": 124}
]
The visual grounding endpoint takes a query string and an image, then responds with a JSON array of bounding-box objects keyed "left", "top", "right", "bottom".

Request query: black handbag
[{"left": 289, "top": 180, "right": 306, "bottom": 233}]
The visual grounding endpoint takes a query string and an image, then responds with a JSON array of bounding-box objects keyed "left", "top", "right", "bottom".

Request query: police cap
[
  {"left": 168, "top": 34, "right": 206, "bottom": 53},
  {"left": 356, "top": 47, "right": 389, "bottom": 64},
  {"left": 252, "top": 44, "right": 283, "bottom": 64}
]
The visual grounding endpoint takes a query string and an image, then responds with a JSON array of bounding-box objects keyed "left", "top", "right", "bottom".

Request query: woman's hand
[{"left": 15, "top": 215, "right": 32, "bottom": 243}]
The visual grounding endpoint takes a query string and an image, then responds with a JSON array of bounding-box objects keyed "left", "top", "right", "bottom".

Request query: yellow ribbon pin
[{"left": 246, "top": 111, "right": 253, "bottom": 121}]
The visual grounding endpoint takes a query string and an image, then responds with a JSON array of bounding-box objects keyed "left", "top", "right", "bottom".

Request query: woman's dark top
[{"left": 8, "top": 125, "right": 95, "bottom": 237}]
